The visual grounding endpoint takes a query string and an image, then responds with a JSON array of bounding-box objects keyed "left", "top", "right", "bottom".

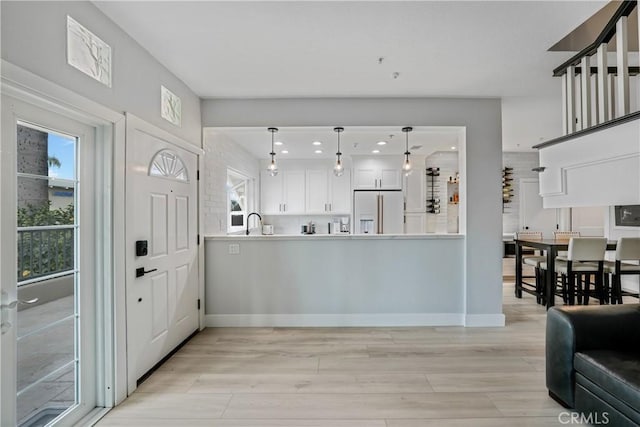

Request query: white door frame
[
  {"left": 124, "top": 113, "right": 204, "bottom": 394},
  {"left": 1, "top": 61, "right": 127, "bottom": 411}
]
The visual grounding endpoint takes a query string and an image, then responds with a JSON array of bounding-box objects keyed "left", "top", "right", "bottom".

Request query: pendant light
[
  {"left": 333, "top": 127, "right": 344, "bottom": 177},
  {"left": 402, "top": 126, "right": 413, "bottom": 176},
  {"left": 267, "top": 127, "right": 278, "bottom": 177}
]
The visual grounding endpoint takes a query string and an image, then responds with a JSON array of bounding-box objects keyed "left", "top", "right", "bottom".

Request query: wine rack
[
  {"left": 426, "top": 167, "right": 440, "bottom": 214},
  {"left": 502, "top": 167, "right": 513, "bottom": 212}
]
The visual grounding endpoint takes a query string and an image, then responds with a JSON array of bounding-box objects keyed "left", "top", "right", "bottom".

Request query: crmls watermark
[{"left": 558, "top": 411, "right": 610, "bottom": 425}]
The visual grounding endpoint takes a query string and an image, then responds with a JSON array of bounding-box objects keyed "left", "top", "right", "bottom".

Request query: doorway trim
[{"left": 1, "top": 60, "right": 128, "bottom": 408}]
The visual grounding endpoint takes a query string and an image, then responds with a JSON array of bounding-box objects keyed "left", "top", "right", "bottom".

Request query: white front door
[
  {"left": 1, "top": 96, "right": 98, "bottom": 426},
  {"left": 125, "top": 117, "right": 199, "bottom": 392}
]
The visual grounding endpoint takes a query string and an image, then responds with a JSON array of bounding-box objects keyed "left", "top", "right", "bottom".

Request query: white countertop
[{"left": 205, "top": 233, "right": 464, "bottom": 241}]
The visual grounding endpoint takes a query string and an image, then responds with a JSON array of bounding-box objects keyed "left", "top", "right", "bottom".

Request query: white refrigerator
[{"left": 354, "top": 190, "right": 404, "bottom": 234}]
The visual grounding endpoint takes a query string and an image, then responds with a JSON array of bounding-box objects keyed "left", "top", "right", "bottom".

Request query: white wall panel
[{"left": 539, "top": 117, "right": 640, "bottom": 208}]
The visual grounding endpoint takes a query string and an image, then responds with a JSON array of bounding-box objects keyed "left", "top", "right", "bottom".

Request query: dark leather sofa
[{"left": 546, "top": 304, "right": 640, "bottom": 427}]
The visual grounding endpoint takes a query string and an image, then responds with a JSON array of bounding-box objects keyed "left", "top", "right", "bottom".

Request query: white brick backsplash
[{"left": 203, "top": 132, "right": 260, "bottom": 235}]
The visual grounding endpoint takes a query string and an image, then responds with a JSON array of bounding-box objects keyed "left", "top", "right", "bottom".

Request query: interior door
[
  {"left": 125, "top": 119, "right": 199, "bottom": 392},
  {"left": 1, "top": 96, "right": 97, "bottom": 426},
  {"left": 520, "top": 179, "right": 557, "bottom": 238}
]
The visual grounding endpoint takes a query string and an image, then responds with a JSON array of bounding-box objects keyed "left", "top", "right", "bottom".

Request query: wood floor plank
[
  {"left": 104, "top": 393, "right": 231, "bottom": 419},
  {"left": 188, "top": 373, "right": 433, "bottom": 394},
  {"left": 386, "top": 417, "right": 563, "bottom": 426},
  {"left": 426, "top": 372, "right": 546, "bottom": 392},
  {"left": 98, "top": 419, "right": 387, "bottom": 426},
  {"left": 319, "top": 355, "right": 529, "bottom": 373},
  {"left": 488, "top": 391, "right": 566, "bottom": 417},
  {"left": 222, "top": 393, "right": 502, "bottom": 419}
]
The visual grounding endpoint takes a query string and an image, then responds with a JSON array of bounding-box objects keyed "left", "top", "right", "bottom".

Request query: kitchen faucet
[{"left": 246, "top": 212, "right": 262, "bottom": 235}]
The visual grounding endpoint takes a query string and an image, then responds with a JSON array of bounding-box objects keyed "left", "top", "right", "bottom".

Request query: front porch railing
[{"left": 17, "top": 226, "right": 75, "bottom": 283}]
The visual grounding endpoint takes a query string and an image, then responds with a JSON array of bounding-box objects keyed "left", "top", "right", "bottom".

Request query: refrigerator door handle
[
  {"left": 376, "top": 195, "right": 380, "bottom": 234},
  {"left": 380, "top": 195, "right": 384, "bottom": 234}
]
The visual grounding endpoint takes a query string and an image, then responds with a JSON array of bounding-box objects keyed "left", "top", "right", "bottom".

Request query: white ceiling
[
  {"left": 206, "top": 126, "right": 462, "bottom": 160},
  {"left": 95, "top": 1, "right": 606, "bottom": 99}
]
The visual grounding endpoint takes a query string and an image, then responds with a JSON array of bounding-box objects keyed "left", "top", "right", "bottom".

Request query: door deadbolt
[{"left": 136, "top": 240, "right": 148, "bottom": 257}]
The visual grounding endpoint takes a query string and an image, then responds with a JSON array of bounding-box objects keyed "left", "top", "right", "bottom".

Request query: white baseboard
[
  {"left": 205, "top": 313, "right": 465, "bottom": 327},
  {"left": 464, "top": 313, "right": 506, "bottom": 327}
]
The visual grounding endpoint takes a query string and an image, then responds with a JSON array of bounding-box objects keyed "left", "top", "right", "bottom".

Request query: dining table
[{"left": 514, "top": 238, "right": 618, "bottom": 309}]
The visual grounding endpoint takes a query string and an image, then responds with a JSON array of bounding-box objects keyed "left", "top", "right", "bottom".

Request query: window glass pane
[
  {"left": 17, "top": 317, "right": 76, "bottom": 423},
  {"left": 227, "top": 170, "right": 252, "bottom": 232},
  {"left": 17, "top": 177, "right": 75, "bottom": 227},
  {"left": 17, "top": 124, "right": 76, "bottom": 180}
]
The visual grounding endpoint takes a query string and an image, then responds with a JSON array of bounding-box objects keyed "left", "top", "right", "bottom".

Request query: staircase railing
[{"left": 553, "top": 0, "right": 639, "bottom": 136}]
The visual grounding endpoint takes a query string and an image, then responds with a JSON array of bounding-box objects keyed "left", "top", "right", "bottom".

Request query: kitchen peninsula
[{"left": 204, "top": 233, "right": 465, "bottom": 327}]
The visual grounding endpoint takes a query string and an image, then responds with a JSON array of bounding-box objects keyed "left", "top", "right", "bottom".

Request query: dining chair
[
  {"left": 517, "top": 231, "right": 545, "bottom": 304},
  {"left": 554, "top": 231, "right": 581, "bottom": 260},
  {"left": 604, "top": 237, "right": 640, "bottom": 304},
  {"left": 540, "top": 237, "right": 607, "bottom": 305}
]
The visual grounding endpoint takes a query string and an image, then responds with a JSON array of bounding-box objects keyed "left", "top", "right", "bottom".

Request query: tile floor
[{"left": 96, "top": 282, "right": 570, "bottom": 426}]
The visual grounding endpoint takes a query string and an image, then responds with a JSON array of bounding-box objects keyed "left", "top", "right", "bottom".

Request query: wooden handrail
[
  {"left": 533, "top": 110, "right": 640, "bottom": 149},
  {"left": 553, "top": 1, "right": 637, "bottom": 77}
]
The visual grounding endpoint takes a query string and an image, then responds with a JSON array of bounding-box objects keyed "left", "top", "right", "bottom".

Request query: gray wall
[
  {"left": 205, "top": 237, "right": 465, "bottom": 323},
  {"left": 1, "top": 1, "right": 201, "bottom": 144},
  {"left": 202, "top": 97, "right": 503, "bottom": 318}
]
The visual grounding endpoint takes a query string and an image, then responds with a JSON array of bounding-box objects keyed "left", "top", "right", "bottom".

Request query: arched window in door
[{"left": 149, "top": 149, "right": 189, "bottom": 182}]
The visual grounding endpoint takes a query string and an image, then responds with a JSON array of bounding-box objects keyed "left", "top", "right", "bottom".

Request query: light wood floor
[{"left": 97, "top": 283, "right": 566, "bottom": 426}]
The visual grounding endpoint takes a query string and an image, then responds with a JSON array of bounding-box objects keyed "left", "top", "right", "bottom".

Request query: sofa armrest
[{"left": 546, "top": 304, "right": 640, "bottom": 408}]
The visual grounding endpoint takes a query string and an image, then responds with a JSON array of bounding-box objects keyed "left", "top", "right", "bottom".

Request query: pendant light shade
[
  {"left": 333, "top": 127, "right": 344, "bottom": 177},
  {"left": 402, "top": 126, "right": 413, "bottom": 176},
  {"left": 267, "top": 127, "right": 278, "bottom": 177}
]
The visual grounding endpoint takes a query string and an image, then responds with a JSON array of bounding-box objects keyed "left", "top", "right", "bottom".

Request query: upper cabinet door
[
  {"left": 306, "top": 169, "right": 329, "bottom": 214},
  {"left": 353, "top": 157, "right": 403, "bottom": 190},
  {"left": 283, "top": 170, "right": 306, "bottom": 214},
  {"left": 330, "top": 169, "right": 351, "bottom": 213},
  {"left": 354, "top": 168, "right": 377, "bottom": 190},
  {"left": 379, "top": 168, "right": 402, "bottom": 190},
  {"left": 260, "top": 170, "right": 283, "bottom": 214}
]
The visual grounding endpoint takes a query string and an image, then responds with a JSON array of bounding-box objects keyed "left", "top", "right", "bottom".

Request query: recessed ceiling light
[
  {"left": 377, "top": 141, "right": 387, "bottom": 146},
  {"left": 274, "top": 141, "right": 283, "bottom": 146},
  {"left": 314, "top": 150, "right": 323, "bottom": 154},
  {"left": 372, "top": 149, "right": 380, "bottom": 154},
  {"left": 312, "top": 141, "right": 322, "bottom": 146},
  {"left": 451, "top": 146, "right": 457, "bottom": 150},
  {"left": 281, "top": 150, "right": 289, "bottom": 154}
]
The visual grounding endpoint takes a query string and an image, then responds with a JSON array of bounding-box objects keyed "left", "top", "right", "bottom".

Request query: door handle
[
  {"left": 0, "top": 298, "right": 39, "bottom": 309},
  {"left": 1, "top": 294, "right": 38, "bottom": 335},
  {"left": 136, "top": 267, "right": 158, "bottom": 278}
]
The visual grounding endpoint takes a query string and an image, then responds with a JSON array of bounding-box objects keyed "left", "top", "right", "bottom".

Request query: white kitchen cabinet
[
  {"left": 404, "top": 167, "right": 426, "bottom": 212},
  {"left": 330, "top": 169, "right": 351, "bottom": 213},
  {"left": 261, "top": 170, "right": 305, "bottom": 214},
  {"left": 306, "top": 169, "right": 351, "bottom": 214},
  {"left": 261, "top": 171, "right": 283, "bottom": 214},
  {"left": 404, "top": 213, "right": 426, "bottom": 234},
  {"left": 353, "top": 157, "right": 402, "bottom": 190},
  {"left": 306, "top": 169, "right": 329, "bottom": 213}
]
